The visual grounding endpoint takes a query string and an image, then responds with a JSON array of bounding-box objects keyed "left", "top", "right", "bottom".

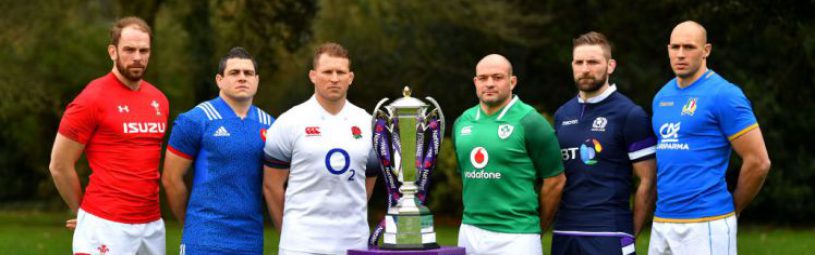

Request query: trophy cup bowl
[{"left": 370, "top": 86, "right": 444, "bottom": 250}]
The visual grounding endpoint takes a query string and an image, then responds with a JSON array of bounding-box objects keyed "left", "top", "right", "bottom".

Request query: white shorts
[
  {"left": 648, "top": 215, "right": 737, "bottom": 255},
  {"left": 73, "top": 209, "right": 165, "bottom": 255},
  {"left": 458, "top": 223, "right": 542, "bottom": 255}
]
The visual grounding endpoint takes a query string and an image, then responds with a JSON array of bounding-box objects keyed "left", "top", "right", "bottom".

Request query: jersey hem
[
  {"left": 79, "top": 205, "right": 161, "bottom": 224},
  {"left": 728, "top": 123, "right": 758, "bottom": 141},
  {"left": 461, "top": 221, "right": 542, "bottom": 234},
  {"left": 263, "top": 159, "right": 290, "bottom": 168},
  {"left": 553, "top": 230, "right": 634, "bottom": 238},
  {"left": 167, "top": 146, "right": 193, "bottom": 160},
  {"left": 57, "top": 130, "right": 88, "bottom": 145},
  {"left": 653, "top": 211, "right": 735, "bottom": 223}
]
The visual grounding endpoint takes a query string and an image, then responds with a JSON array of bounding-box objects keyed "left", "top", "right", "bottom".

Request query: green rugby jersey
[{"left": 453, "top": 96, "right": 564, "bottom": 233}]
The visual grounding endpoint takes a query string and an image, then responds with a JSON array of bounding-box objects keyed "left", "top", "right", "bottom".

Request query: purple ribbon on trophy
[{"left": 416, "top": 118, "right": 441, "bottom": 203}]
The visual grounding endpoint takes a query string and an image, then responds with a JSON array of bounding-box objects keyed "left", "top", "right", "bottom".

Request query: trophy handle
[
  {"left": 425, "top": 97, "right": 446, "bottom": 139},
  {"left": 371, "top": 98, "right": 390, "bottom": 125}
]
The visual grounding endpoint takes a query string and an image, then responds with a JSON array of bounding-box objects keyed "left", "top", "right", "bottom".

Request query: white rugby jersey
[{"left": 264, "top": 95, "right": 373, "bottom": 254}]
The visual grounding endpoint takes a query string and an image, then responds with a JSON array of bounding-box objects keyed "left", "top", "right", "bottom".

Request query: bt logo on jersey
[{"left": 561, "top": 139, "right": 604, "bottom": 165}]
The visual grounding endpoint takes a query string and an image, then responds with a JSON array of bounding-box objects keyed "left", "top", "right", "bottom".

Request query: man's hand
[{"left": 66, "top": 218, "right": 77, "bottom": 230}]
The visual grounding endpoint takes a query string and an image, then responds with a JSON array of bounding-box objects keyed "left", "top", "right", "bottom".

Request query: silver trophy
[{"left": 369, "top": 86, "right": 445, "bottom": 250}]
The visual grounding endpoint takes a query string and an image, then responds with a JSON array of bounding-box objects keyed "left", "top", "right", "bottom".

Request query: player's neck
[
  {"left": 111, "top": 68, "right": 141, "bottom": 90},
  {"left": 579, "top": 83, "right": 610, "bottom": 102},
  {"left": 677, "top": 66, "right": 708, "bottom": 88},
  {"left": 480, "top": 96, "right": 513, "bottom": 116},
  {"left": 220, "top": 93, "right": 252, "bottom": 119},
  {"left": 315, "top": 94, "right": 346, "bottom": 115}
]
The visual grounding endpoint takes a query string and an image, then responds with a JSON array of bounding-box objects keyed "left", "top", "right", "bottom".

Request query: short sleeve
[
  {"left": 365, "top": 148, "right": 381, "bottom": 177},
  {"left": 623, "top": 106, "right": 657, "bottom": 162},
  {"left": 57, "top": 91, "right": 99, "bottom": 144},
  {"left": 264, "top": 116, "right": 293, "bottom": 168},
  {"left": 167, "top": 114, "right": 203, "bottom": 160},
  {"left": 452, "top": 117, "right": 463, "bottom": 174},
  {"left": 521, "top": 112, "right": 565, "bottom": 179},
  {"left": 552, "top": 107, "right": 563, "bottom": 134},
  {"left": 716, "top": 84, "right": 758, "bottom": 140}
]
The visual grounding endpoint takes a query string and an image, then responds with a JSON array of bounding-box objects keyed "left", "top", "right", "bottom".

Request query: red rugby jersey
[{"left": 58, "top": 73, "right": 168, "bottom": 223}]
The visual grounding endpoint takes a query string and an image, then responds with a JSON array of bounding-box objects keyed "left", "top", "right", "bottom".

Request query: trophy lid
[{"left": 389, "top": 86, "right": 427, "bottom": 108}]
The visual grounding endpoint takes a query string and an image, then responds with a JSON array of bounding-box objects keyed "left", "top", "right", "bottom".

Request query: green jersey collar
[{"left": 475, "top": 95, "right": 519, "bottom": 121}]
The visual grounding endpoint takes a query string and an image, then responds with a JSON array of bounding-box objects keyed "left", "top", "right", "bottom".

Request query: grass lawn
[{"left": 1, "top": 211, "right": 813, "bottom": 254}]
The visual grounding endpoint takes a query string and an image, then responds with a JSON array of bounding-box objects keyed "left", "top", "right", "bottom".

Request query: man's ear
[
  {"left": 108, "top": 44, "right": 117, "bottom": 61},
  {"left": 704, "top": 43, "right": 712, "bottom": 59},
  {"left": 608, "top": 59, "right": 617, "bottom": 75}
]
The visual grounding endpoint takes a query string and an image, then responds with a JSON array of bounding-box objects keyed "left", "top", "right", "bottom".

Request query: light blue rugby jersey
[
  {"left": 167, "top": 97, "right": 274, "bottom": 253},
  {"left": 651, "top": 70, "right": 757, "bottom": 222}
]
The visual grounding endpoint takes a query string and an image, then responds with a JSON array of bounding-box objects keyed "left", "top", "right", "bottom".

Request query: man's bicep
[
  {"left": 730, "top": 127, "right": 768, "bottom": 160},
  {"left": 263, "top": 166, "right": 290, "bottom": 185},
  {"left": 163, "top": 151, "right": 193, "bottom": 177},
  {"left": 50, "top": 134, "right": 86, "bottom": 170},
  {"left": 632, "top": 158, "right": 656, "bottom": 181}
]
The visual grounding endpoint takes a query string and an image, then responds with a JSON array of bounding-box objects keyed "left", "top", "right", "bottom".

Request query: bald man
[
  {"left": 648, "top": 21, "right": 771, "bottom": 255},
  {"left": 453, "top": 54, "right": 566, "bottom": 254}
]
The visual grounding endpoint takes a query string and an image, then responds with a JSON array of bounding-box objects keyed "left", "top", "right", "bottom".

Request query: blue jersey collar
[
  {"left": 211, "top": 96, "right": 257, "bottom": 120},
  {"left": 674, "top": 69, "right": 715, "bottom": 90}
]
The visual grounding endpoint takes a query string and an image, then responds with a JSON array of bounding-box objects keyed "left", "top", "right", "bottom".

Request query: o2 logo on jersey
[
  {"left": 579, "top": 139, "right": 603, "bottom": 165},
  {"left": 469, "top": 147, "right": 489, "bottom": 169},
  {"left": 325, "top": 148, "right": 356, "bottom": 181}
]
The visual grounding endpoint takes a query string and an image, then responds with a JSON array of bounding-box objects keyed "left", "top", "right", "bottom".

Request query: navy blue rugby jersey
[{"left": 553, "top": 85, "right": 656, "bottom": 236}]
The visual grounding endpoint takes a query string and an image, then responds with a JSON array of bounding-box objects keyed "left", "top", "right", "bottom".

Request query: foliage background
[{"left": 1, "top": 0, "right": 814, "bottom": 226}]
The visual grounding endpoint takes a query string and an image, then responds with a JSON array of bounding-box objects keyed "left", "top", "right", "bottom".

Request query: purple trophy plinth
[{"left": 348, "top": 246, "right": 465, "bottom": 255}]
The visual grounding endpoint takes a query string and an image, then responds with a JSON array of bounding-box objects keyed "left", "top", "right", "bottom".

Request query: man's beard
[
  {"left": 115, "top": 57, "right": 146, "bottom": 82},
  {"left": 574, "top": 73, "right": 607, "bottom": 93}
]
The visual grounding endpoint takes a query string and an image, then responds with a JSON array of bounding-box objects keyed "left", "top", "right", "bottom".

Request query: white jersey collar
[
  {"left": 577, "top": 84, "right": 617, "bottom": 104},
  {"left": 308, "top": 95, "right": 352, "bottom": 119}
]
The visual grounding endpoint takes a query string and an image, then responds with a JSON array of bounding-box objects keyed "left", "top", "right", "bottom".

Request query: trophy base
[
  {"left": 379, "top": 243, "right": 440, "bottom": 250},
  {"left": 379, "top": 212, "right": 438, "bottom": 250}
]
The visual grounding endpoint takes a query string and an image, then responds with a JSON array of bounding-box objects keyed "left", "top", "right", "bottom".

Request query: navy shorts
[{"left": 551, "top": 233, "right": 636, "bottom": 255}]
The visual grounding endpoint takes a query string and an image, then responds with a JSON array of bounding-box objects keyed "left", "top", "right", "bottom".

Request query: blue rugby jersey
[
  {"left": 651, "top": 70, "right": 757, "bottom": 222},
  {"left": 167, "top": 97, "right": 274, "bottom": 253},
  {"left": 553, "top": 85, "right": 656, "bottom": 236}
]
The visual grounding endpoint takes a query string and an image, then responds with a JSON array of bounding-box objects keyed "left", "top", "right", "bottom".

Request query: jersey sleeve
[
  {"left": 623, "top": 105, "right": 657, "bottom": 162},
  {"left": 716, "top": 84, "right": 758, "bottom": 141},
  {"left": 57, "top": 90, "right": 99, "bottom": 144},
  {"left": 365, "top": 148, "right": 381, "bottom": 177},
  {"left": 167, "top": 114, "right": 203, "bottom": 160},
  {"left": 452, "top": 117, "right": 463, "bottom": 174},
  {"left": 263, "top": 116, "right": 293, "bottom": 169},
  {"left": 521, "top": 112, "right": 565, "bottom": 179}
]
